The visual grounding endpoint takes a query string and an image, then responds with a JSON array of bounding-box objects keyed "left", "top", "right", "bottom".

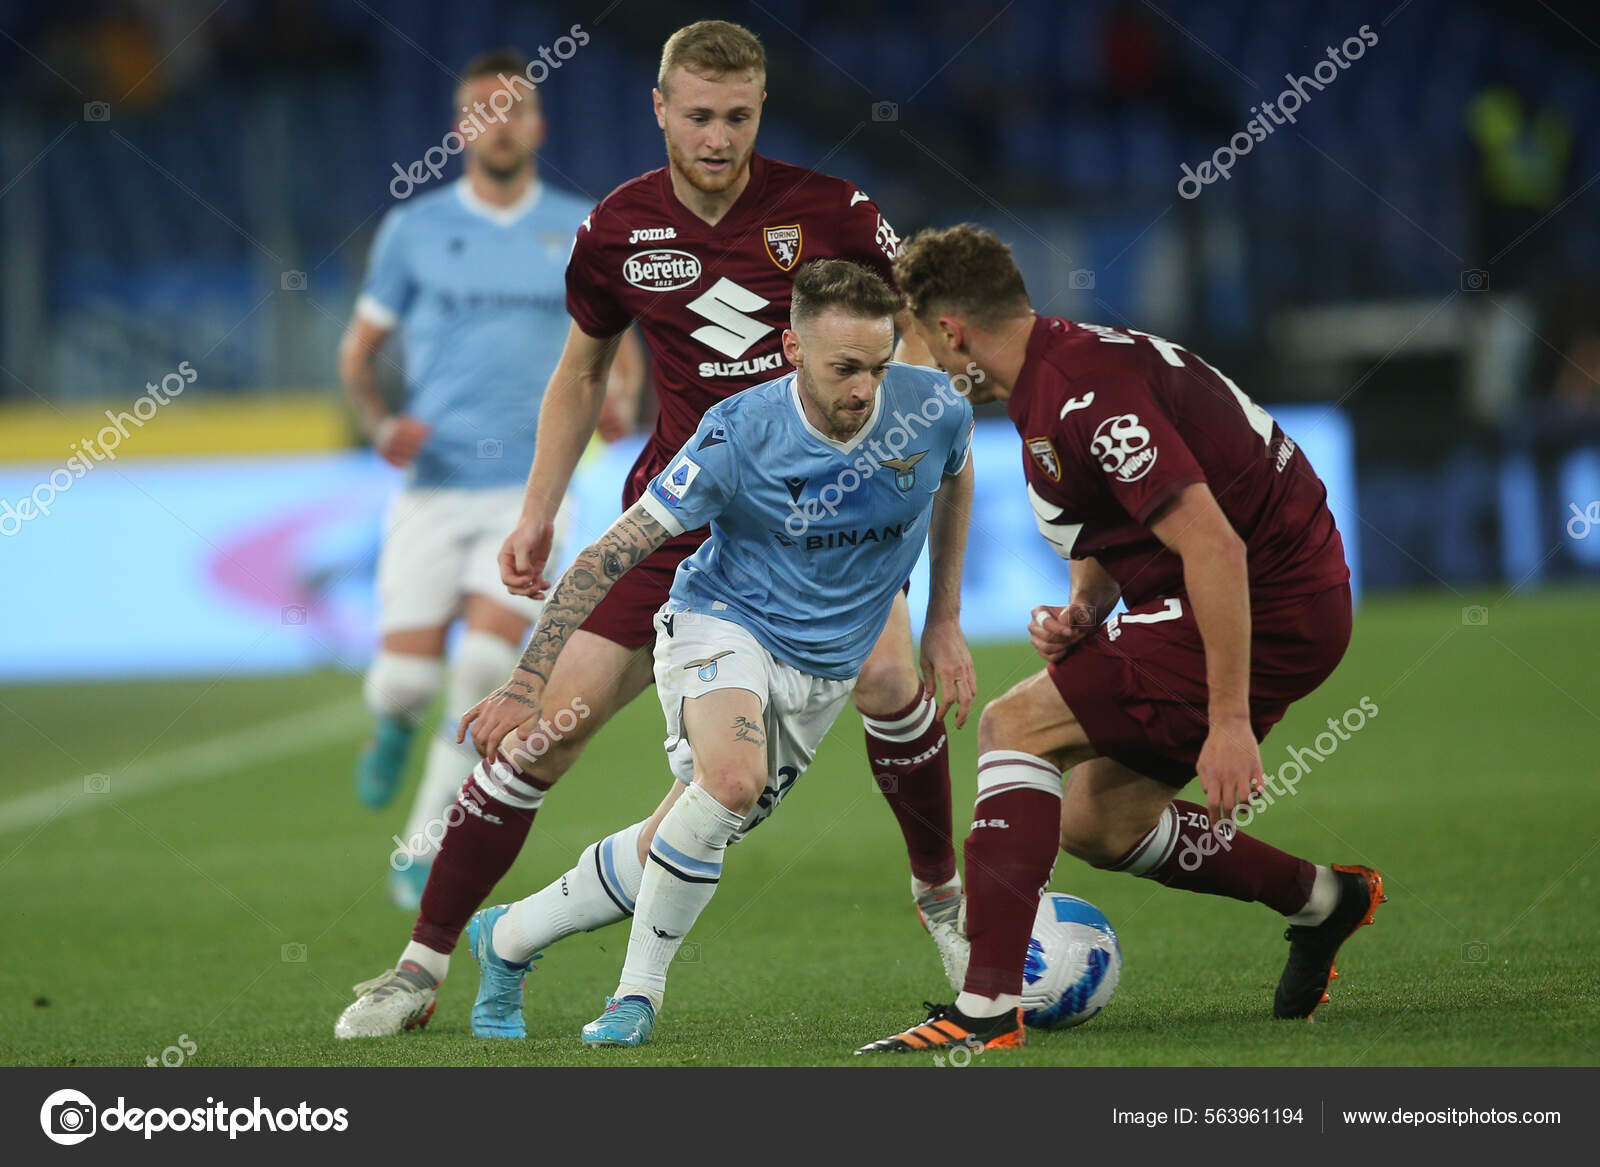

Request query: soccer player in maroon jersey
[
  {"left": 857, "top": 225, "right": 1385, "bottom": 1055},
  {"left": 335, "top": 21, "right": 973, "bottom": 1038}
]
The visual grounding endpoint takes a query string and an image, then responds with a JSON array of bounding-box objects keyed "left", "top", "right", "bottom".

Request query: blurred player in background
[
  {"left": 339, "top": 49, "right": 643, "bottom": 909},
  {"left": 463, "top": 261, "right": 974, "bottom": 1045},
  {"left": 859, "top": 226, "right": 1383, "bottom": 1055},
  {"left": 336, "top": 21, "right": 973, "bottom": 1038}
]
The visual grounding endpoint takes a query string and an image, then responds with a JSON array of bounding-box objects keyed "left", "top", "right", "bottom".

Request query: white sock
[
  {"left": 1285, "top": 864, "right": 1339, "bottom": 925},
  {"left": 617, "top": 785, "right": 745, "bottom": 1010},
  {"left": 399, "top": 734, "right": 477, "bottom": 864},
  {"left": 392, "top": 631, "right": 517, "bottom": 861},
  {"left": 398, "top": 940, "right": 449, "bottom": 983},
  {"left": 363, "top": 652, "right": 442, "bottom": 720},
  {"left": 955, "top": 991, "right": 1021, "bottom": 1018},
  {"left": 494, "top": 820, "right": 647, "bottom": 964}
]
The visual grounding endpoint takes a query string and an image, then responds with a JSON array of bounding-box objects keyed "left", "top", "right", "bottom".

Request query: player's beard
[
  {"left": 477, "top": 150, "right": 531, "bottom": 185},
  {"left": 798, "top": 366, "right": 872, "bottom": 440},
  {"left": 663, "top": 128, "right": 752, "bottom": 194}
]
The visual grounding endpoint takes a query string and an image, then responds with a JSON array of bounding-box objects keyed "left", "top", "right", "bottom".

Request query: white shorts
[
  {"left": 376, "top": 486, "right": 571, "bottom": 633},
  {"left": 652, "top": 608, "right": 856, "bottom": 840}
]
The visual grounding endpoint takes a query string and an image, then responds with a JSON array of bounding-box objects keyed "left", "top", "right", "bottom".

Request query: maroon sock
[
  {"left": 962, "top": 751, "right": 1063, "bottom": 1000},
  {"left": 863, "top": 694, "right": 956, "bottom": 885},
  {"left": 411, "top": 756, "right": 548, "bottom": 954},
  {"left": 1102, "top": 799, "right": 1315, "bottom": 916}
]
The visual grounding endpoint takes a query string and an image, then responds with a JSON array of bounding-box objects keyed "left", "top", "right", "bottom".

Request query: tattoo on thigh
[{"left": 732, "top": 716, "right": 766, "bottom": 749}]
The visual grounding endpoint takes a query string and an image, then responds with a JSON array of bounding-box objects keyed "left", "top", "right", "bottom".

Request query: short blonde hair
[{"left": 658, "top": 20, "right": 765, "bottom": 95}]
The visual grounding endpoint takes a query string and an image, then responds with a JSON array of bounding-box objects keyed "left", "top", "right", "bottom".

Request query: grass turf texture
[{"left": 2, "top": 588, "right": 1596, "bottom": 1067}]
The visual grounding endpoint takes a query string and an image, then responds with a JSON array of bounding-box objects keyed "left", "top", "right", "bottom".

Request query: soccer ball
[{"left": 1021, "top": 892, "right": 1122, "bottom": 1029}]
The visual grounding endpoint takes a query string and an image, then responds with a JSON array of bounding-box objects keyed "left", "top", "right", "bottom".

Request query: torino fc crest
[
  {"left": 1027, "top": 436, "right": 1061, "bottom": 481},
  {"left": 764, "top": 225, "right": 802, "bottom": 270}
]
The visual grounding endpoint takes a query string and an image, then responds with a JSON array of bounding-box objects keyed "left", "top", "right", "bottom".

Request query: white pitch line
[{"left": 0, "top": 697, "right": 368, "bottom": 836}]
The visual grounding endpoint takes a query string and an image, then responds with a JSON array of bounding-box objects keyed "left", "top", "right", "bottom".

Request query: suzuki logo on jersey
[
  {"left": 688, "top": 277, "right": 777, "bottom": 367},
  {"left": 654, "top": 454, "right": 701, "bottom": 506},
  {"left": 1090, "top": 413, "right": 1158, "bottom": 483},
  {"left": 763, "top": 225, "right": 802, "bottom": 270},
  {"left": 1026, "top": 436, "right": 1061, "bottom": 482},
  {"left": 623, "top": 249, "right": 701, "bottom": 291},
  {"left": 878, "top": 451, "right": 927, "bottom": 492},
  {"left": 628, "top": 227, "right": 677, "bottom": 243}
]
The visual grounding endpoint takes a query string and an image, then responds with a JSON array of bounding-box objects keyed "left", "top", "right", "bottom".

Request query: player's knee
[
  {"left": 852, "top": 647, "right": 919, "bottom": 717},
  {"left": 977, "top": 694, "right": 1025, "bottom": 754},
  {"left": 364, "top": 652, "right": 443, "bottom": 719},
  {"left": 695, "top": 767, "right": 764, "bottom": 817},
  {"left": 1058, "top": 807, "right": 1118, "bottom": 865}
]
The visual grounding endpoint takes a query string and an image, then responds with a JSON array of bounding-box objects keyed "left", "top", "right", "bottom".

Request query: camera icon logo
[
  {"left": 675, "top": 942, "right": 702, "bottom": 963},
  {"left": 40, "top": 1088, "right": 97, "bottom": 1145},
  {"left": 1461, "top": 940, "right": 1490, "bottom": 963},
  {"left": 281, "top": 270, "right": 308, "bottom": 292},
  {"left": 281, "top": 942, "right": 307, "bottom": 963},
  {"left": 1069, "top": 268, "right": 1096, "bottom": 291},
  {"left": 1460, "top": 605, "right": 1489, "bottom": 627},
  {"left": 477, "top": 437, "right": 504, "bottom": 459},
  {"left": 83, "top": 101, "right": 111, "bottom": 122},
  {"left": 1460, "top": 269, "right": 1490, "bottom": 293},
  {"left": 84, "top": 773, "right": 111, "bottom": 795},
  {"left": 870, "top": 100, "right": 899, "bottom": 122},
  {"left": 281, "top": 605, "right": 307, "bottom": 625}
]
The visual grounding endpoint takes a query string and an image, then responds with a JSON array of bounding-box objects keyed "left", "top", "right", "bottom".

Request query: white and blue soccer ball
[{"left": 1021, "top": 892, "right": 1122, "bottom": 1029}]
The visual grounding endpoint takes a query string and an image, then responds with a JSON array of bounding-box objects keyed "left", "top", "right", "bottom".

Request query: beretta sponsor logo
[{"left": 624, "top": 249, "right": 701, "bottom": 291}]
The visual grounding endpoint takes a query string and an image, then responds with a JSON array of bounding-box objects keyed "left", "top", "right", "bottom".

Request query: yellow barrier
[{"left": 0, "top": 395, "right": 355, "bottom": 461}]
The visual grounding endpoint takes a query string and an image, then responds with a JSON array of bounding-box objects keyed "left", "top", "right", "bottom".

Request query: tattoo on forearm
[
  {"left": 732, "top": 716, "right": 766, "bottom": 749},
  {"left": 515, "top": 505, "right": 667, "bottom": 687}
]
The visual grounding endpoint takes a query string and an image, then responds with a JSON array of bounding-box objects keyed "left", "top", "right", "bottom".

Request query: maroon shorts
[
  {"left": 1048, "top": 583, "right": 1353, "bottom": 787},
  {"left": 579, "top": 529, "right": 704, "bottom": 649}
]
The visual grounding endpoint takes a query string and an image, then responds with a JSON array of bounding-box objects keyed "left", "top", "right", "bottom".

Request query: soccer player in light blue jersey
[
  {"left": 338, "top": 48, "right": 644, "bottom": 908},
  {"left": 455, "top": 259, "right": 976, "bottom": 1046}
]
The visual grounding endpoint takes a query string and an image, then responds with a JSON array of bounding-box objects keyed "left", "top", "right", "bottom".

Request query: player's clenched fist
[
  {"left": 498, "top": 516, "right": 555, "bottom": 598},
  {"left": 1028, "top": 601, "right": 1101, "bottom": 662},
  {"left": 373, "top": 416, "right": 431, "bottom": 469}
]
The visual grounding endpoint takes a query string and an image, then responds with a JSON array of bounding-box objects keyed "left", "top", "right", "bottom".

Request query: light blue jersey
[
  {"left": 357, "top": 178, "right": 591, "bottom": 487},
  {"left": 638, "top": 363, "right": 974, "bottom": 679}
]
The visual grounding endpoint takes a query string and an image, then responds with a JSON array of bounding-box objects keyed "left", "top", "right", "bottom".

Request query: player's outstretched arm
[
  {"left": 463, "top": 501, "right": 670, "bottom": 756},
  {"left": 500, "top": 322, "right": 630, "bottom": 597},
  {"left": 1147, "top": 482, "right": 1260, "bottom": 828},
  {"left": 921, "top": 456, "right": 977, "bottom": 727}
]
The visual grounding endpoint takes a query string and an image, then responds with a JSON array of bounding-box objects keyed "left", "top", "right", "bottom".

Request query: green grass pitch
[{"left": 2, "top": 588, "right": 1596, "bottom": 1067}]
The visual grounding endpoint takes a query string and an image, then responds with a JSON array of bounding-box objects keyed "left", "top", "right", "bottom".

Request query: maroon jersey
[
  {"left": 565, "top": 153, "right": 902, "bottom": 509},
  {"left": 1011, "top": 317, "right": 1348, "bottom": 606}
]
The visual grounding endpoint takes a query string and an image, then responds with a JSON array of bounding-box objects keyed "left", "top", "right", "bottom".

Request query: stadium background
[{"left": 1, "top": 0, "right": 1595, "bottom": 1066}]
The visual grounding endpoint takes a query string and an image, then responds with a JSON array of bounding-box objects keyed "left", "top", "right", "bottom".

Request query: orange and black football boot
[
  {"left": 854, "top": 1001, "right": 1025, "bottom": 1055},
  {"left": 1274, "top": 864, "right": 1386, "bottom": 1019}
]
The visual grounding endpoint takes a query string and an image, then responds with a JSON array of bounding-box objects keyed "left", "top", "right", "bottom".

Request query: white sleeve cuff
[
  {"left": 638, "top": 488, "right": 686, "bottom": 536},
  {"left": 355, "top": 292, "right": 399, "bottom": 330},
  {"left": 948, "top": 445, "right": 971, "bottom": 476}
]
